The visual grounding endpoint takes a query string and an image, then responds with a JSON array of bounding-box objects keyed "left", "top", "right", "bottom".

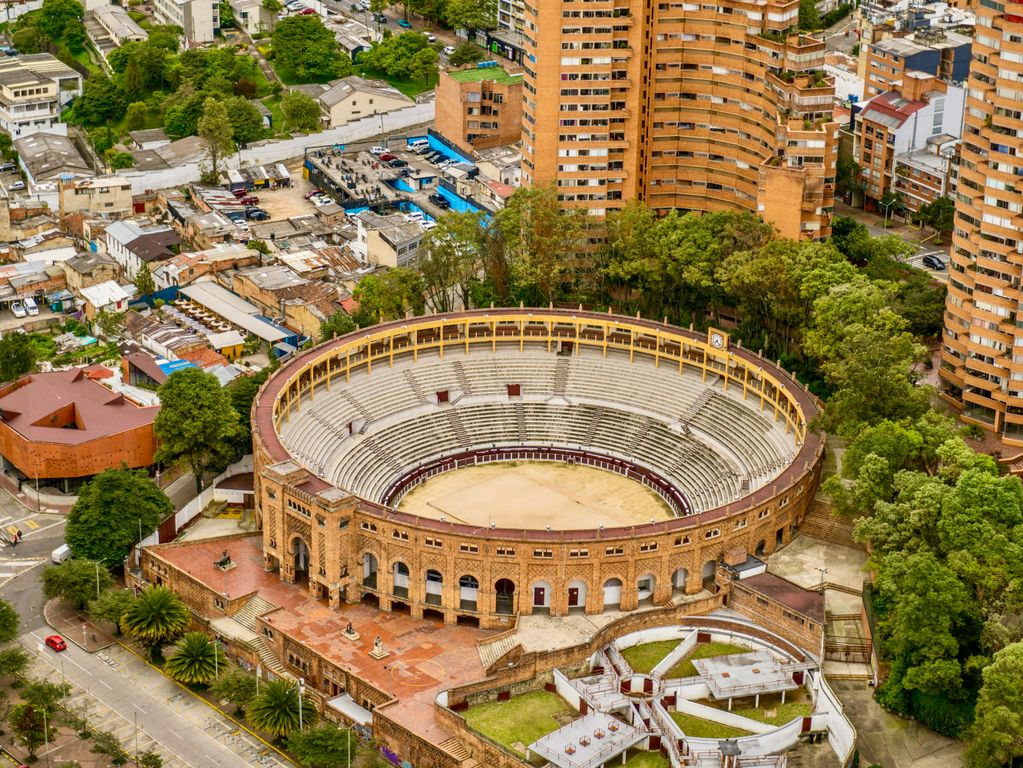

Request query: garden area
[
  {"left": 703, "top": 690, "right": 813, "bottom": 727},
  {"left": 463, "top": 690, "right": 576, "bottom": 756},
  {"left": 621, "top": 749, "right": 670, "bottom": 768},
  {"left": 668, "top": 711, "right": 752, "bottom": 739},
  {"left": 619, "top": 640, "right": 750, "bottom": 677}
]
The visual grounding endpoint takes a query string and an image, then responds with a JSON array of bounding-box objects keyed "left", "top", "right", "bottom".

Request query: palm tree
[
  {"left": 164, "top": 632, "right": 224, "bottom": 686},
  {"left": 121, "top": 586, "right": 190, "bottom": 661},
  {"left": 247, "top": 678, "right": 317, "bottom": 739}
]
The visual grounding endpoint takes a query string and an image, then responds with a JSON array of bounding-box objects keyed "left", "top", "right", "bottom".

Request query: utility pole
[{"left": 135, "top": 711, "right": 139, "bottom": 764}]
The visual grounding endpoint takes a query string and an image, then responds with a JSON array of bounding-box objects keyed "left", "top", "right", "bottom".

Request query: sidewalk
[{"left": 44, "top": 597, "right": 118, "bottom": 652}]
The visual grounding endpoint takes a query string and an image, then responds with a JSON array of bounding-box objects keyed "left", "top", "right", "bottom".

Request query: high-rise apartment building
[
  {"left": 519, "top": 0, "right": 839, "bottom": 239},
  {"left": 941, "top": 0, "right": 1023, "bottom": 439}
]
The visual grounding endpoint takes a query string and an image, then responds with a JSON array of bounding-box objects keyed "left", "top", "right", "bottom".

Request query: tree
[
  {"left": 281, "top": 90, "right": 321, "bottom": 132},
  {"left": 918, "top": 196, "right": 955, "bottom": 242},
  {"left": 122, "top": 56, "right": 145, "bottom": 103},
  {"left": 444, "top": 0, "right": 496, "bottom": 29},
  {"left": 836, "top": 156, "right": 862, "bottom": 202},
  {"left": 121, "top": 586, "right": 190, "bottom": 661},
  {"left": 37, "top": 0, "right": 84, "bottom": 38},
  {"left": 21, "top": 679, "right": 68, "bottom": 713},
  {"left": 263, "top": 0, "right": 282, "bottom": 31},
  {"left": 446, "top": 41, "right": 485, "bottom": 66},
  {"left": 0, "top": 599, "right": 17, "bottom": 645},
  {"left": 967, "top": 642, "right": 1023, "bottom": 768},
  {"left": 198, "top": 97, "right": 236, "bottom": 182},
  {"left": 353, "top": 268, "right": 425, "bottom": 321},
  {"left": 0, "top": 332, "right": 35, "bottom": 383},
  {"left": 416, "top": 211, "right": 487, "bottom": 312},
  {"left": 91, "top": 730, "right": 129, "bottom": 766},
  {"left": 135, "top": 262, "right": 157, "bottom": 297},
  {"left": 43, "top": 559, "right": 113, "bottom": 610},
  {"left": 798, "top": 0, "right": 820, "bottom": 30},
  {"left": 105, "top": 149, "right": 135, "bottom": 169},
  {"left": 164, "top": 632, "right": 225, "bottom": 686},
  {"left": 247, "top": 678, "right": 317, "bottom": 738},
  {"left": 360, "top": 32, "right": 431, "bottom": 78},
  {"left": 88, "top": 588, "right": 136, "bottom": 631},
  {"left": 11, "top": 26, "right": 46, "bottom": 54},
  {"left": 210, "top": 670, "right": 258, "bottom": 713},
  {"left": 9, "top": 704, "right": 52, "bottom": 757},
  {"left": 226, "top": 367, "right": 271, "bottom": 457},
  {"left": 74, "top": 73, "right": 126, "bottom": 126},
  {"left": 408, "top": 46, "right": 438, "bottom": 83},
  {"left": 66, "top": 467, "right": 170, "bottom": 564},
  {"left": 0, "top": 647, "right": 29, "bottom": 680},
  {"left": 272, "top": 16, "right": 351, "bottom": 82},
  {"left": 225, "top": 97, "right": 265, "bottom": 144},
  {"left": 125, "top": 101, "right": 149, "bottom": 132},
  {"left": 63, "top": 21, "right": 86, "bottom": 50},
  {"left": 137, "top": 752, "right": 164, "bottom": 768},
  {"left": 154, "top": 368, "right": 240, "bottom": 491},
  {"left": 320, "top": 311, "right": 357, "bottom": 341},
  {"left": 286, "top": 724, "right": 355, "bottom": 768}
]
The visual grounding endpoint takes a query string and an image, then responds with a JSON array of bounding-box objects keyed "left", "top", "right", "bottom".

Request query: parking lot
[{"left": 235, "top": 162, "right": 317, "bottom": 222}]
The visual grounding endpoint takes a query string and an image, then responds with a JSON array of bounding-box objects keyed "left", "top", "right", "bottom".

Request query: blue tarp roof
[{"left": 157, "top": 358, "right": 197, "bottom": 375}]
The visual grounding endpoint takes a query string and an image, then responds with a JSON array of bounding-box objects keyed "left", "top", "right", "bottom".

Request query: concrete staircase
[
  {"left": 799, "top": 499, "right": 861, "bottom": 550},
  {"left": 232, "top": 595, "right": 277, "bottom": 633},
  {"left": 438, "top": 737, "right": 481, "bottom": 768},
  {"left": 477, "top": 634, "right": 518, "bottom": 670},
  {"left": 553, "top": 357, "right": 570, "bottom": 397},
  {"left": 254, "top": 634, "right": 290, "bottom": 677}
]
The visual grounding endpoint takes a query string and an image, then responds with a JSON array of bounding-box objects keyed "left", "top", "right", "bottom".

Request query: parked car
[
  {"left": 240, "top": 195, "right": 260, "bottom": 205},
  {"left": 23, "top": 297, "right": 38, "bottom": 316},
  {"left": 428, "top": 193, "right": 450, "bottom": 209},
  {"left": 922, "top": 254, "right": 946, "bottom": 270},
  {"left": 247, "top": 208, "right": 270, "bottom": 221},
  {"left": 299, "top": 8, "right": 316, "bottom": 14},
  {"left": 375, "top": 13, "right": 387, "bottom": 22},
  {"left": 0, "top": 161, "right": 16, "bottom": 172},
  {"left": 398, "top": 18, "right": 411, "bottom": 27},
  {"left": 388, "top": 158, "right": 408, "bottom": 168},
  {"left": 379, "top": 152, "right": 397, "bottom": 162},
  {"left": 232, "top": 188, "right": 247, "bottom": 198},
  {"left": 427, "top": 33, "right": 436, "bottom": 42},
  {"left": 442, "top": 45, "right": 455, "bottom": 56},
  {"left": 10, "top": 301, "right": 25, "bottom": 318},
  {"left": 370, "top": 146, "right": 389, "bottom": 155},
  {"left": 420, "top": 220, "right": 436, "bottom": 231},
  {"left": 304, "top": 188, "right": 323, "bottom": 199},
  {"left": 404, "top": 211, "right": 424, "bottom": 222},
  {"left": 9, "top": 180, "right": 25, "bottom": 191},
  {"left": 44, "top": 635, "right": 67, "bottom": 652}
]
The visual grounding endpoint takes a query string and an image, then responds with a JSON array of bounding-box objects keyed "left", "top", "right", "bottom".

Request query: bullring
[{"left": 252, "top": 309, "right": 825, "bottom": 628}]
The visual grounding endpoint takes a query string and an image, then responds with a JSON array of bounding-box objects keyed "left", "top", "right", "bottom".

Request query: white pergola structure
[
  {"left": 527, "top": 712, "right": 646, "bottom": 768},
  {"left": 693, "top": 651, "right": 800, "bottom": 711}
]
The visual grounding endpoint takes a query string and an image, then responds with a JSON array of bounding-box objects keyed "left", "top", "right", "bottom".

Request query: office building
[
  {"left": 0, "top": 54, "right": 82, "bottom": 139},
  {"left": 435, "top": 65, "right": 524, "bottom": 153},
  {"left": 152, "top": 0, "right": 218, "bottom": 45}
]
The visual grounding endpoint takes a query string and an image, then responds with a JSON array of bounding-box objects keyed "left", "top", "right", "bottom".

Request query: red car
[
  {"left": 45, "top": 634, "right": 66, "bottom": 652},
  {"left": 299, "top": 7, "right": 316, "bottom": 13},
  {"left": 379, "top": 153, "right": 397, "bottom": 162},
  {"left": 231, "top": 188, "right": 247, "bottom": 198},
  {"left": 304, "top": 188, "right": 322, "bottom": 199},
  {"left": 241, "top": 195, "right": 260, "bottom": 205}
]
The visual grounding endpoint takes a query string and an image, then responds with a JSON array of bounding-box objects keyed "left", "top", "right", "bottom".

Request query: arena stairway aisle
[
  {"left": 477, "top": 634, "right": 519, "bottom": 670},
  {"left": 437, "top": 737, "right": 481, "bottom": 768}
]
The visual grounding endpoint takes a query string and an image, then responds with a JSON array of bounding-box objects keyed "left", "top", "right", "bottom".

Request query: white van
[
  {"left": 23, "top": 297, "right": 38, "bottom": 315},
  {"left": 51, "top": 544, "right": 71, "bottom": 563},
  {"left": 408, "top": 139, "right": 429, "bottom": 153}
]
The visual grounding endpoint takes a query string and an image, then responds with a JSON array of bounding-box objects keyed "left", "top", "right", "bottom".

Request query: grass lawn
[
  {"left": 710, "top": 690, "right": 813, "bottom": 726},
  {"left": 664, "top": 642, "right": 751, "bottom": 678},
  {"left": 70, "top": 43, "right": 103, "bottom": 76},
  {"left": 620, "top": 640, "right": 680, "bottom": 674},
  {"left": 354, "top": 64, "right": 434, "bottom": 98},
  {"left": 261, "top": 95, "right": 291, "bottom": 137},
  {"left": 463, "top": 690, "right": 574, "bottom": 756},
  {"left": 670, "top": 711, "right": 752, "bottom": 739},
  {"left": 622, "top": 750, "right": 670, "bottom": 768}
]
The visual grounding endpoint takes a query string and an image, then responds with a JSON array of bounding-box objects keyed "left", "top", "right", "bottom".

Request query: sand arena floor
[{"left": 397, "top": 461, "right": 674, "bottom": 529}]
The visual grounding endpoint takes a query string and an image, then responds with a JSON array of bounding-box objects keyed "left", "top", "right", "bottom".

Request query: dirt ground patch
[
  {"left": 398, "top": 461, "right": 673, "bottom": 529},
  {"left": 250, "top": 162, "right": 319, "bottom": 221}
]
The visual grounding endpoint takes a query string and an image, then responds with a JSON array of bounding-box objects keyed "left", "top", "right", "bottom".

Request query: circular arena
[{"left": 253, "top": 310, "right": 824, "bottom": 628}]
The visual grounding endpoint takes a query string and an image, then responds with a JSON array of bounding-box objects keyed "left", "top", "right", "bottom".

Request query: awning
[{"left": 327, "top": 693, "right": 373, "bottom": 725}]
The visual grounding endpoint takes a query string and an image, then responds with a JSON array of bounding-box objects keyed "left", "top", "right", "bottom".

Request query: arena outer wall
[{"left": 252, "top": 309, "right": 825, "bottom": 629}]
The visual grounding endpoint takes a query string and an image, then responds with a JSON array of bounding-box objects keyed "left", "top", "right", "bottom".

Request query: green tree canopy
[
  {"left": 319, "top": 311, "right": 357, "bottom": 341},
  {"left": 967, "top": 642, "right": 1023, "bottom": 768},
  {"left": 286, "top": 724, "right": 355, "bottom": 768},
  {"left": 10, "top": 704, "right": 53, "bottom": 757},
  {"left": 0, "top": 332, "right": 35, "bottom": 383},
  {"left": 225, "top": 96, "right": 265, "bottom": 144},
  {"left": 36, "top": 0, "right": 84, "bottom": 38},
  {"left": 74, "top": 73, "right": 126, "bottom": 126},
  {"left": 360, "top": 32, "right": 432, "bottom": 78},
  {"left": 135, "top": 262, "right": 157, "bottom": 297},
  {"left": 281, "top": 90, "right": 322, "bottom": 132},
  {"left": 247, "top": 678, "right": 317, "bottom": 738},
  {"left": 353, "top": 268, "right": 425, "bottom": 322},
  {"left": 198, "top": 96, "right": 236, "bottom": 181},
  {"left": 66, "top": 467, "right": 169, "bottom": 564},
  {"left": 444, "top": 0, "right": 496, "bottom": 29},
  {"left": 210, "top": 670, "right": 258, "bottom": 713},
  {"left": 408, "top": 46, "right": 438, "bottom": 83},
  {"left": 154, "top": 368, "right": 240, "bottom": 490},
  {"left": 0, "top": 599, "right": 18, "bottom": 645},
  {"left": 88, "top": 588, "right": 136, "bottom": 631},
  {"left": 272, "top": 16, "right": 352, "bottom": 82},
  {"left": 42, "top": 559, "right": 114, "bottom": 610},
  {"left": 164, "top": 632, "right": 225, "bottom": 686},
  {"left": 446, "top": 41, "right": 485, "bottom": 66},
  {"left": 121, "top": 586, "right": 190, "bottom": 660}
]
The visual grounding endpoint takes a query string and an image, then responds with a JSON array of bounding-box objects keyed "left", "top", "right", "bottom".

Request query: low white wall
[
  {"left": 553, "top": 668, "right": 582, "bottom": 711},
  {"left": 664, "top": 680, "right": 709, "bottom": 700},
  {"left": 651, "top": 630, "right": 697, "bottom": 678},
  {"left": 812, "top": 671, "right": 856, "bottom": 765},
  {"left": 614, "top": 625, "right": 694, "bottom": 651},
  {"left": 122, "top": 103, "right": 435, "bottom": 194},
  {"left": 673, "top": 699, "right": 774, "bottom": 736},
  {"left": 683, "top": 717, "right": 803, "bottom": 758}
]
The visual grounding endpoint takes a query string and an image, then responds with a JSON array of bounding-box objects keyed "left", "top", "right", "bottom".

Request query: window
[
  {"left": 674, "top": 535, "right": 691, "bottom": 546},
  {"left": 639, "top": 542, "right": 658, "bottom": 552},
  {"left": 392, "top": 529, "right": 408, "bottom": 540},
  {"left": 287, "top": 499, "right": 310, "bottom": 517},
  {"left": 605, "top": 546, "right": 624, "bottom": 556},
  {"left": 533, "top": 549, "right": 553, "bottom": 558},
  {"left": 758, "top": 509, "right": 770, "bottom": 519},
  {"left": 496, "top": 546, "right": 515, "bottom": 557},
  {"left": 360, "top": 522, "right": 377, "bottom": 532},
  {"left": 735, "top": 519, "right": 747, "bottom": 529},
  {"left": 459, "top": 543, "right": 479, "bottom": 553},
  {"left": 705, "top": 528, "right": 720, "bottom": 539},
  {"left": 569, "top": 549, "right": 589, "bottom": 558},
  {"left": 425, "top": 537, "right": 442, "bottom": 548}
]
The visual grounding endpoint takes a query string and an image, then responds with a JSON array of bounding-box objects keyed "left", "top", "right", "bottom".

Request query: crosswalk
[{"left": 0, "top": 554, "right": 45, "bottom": 585}]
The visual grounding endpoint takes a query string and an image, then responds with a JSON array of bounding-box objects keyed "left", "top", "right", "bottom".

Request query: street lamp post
[
  {"left": 880, "top": 198, "right": 896, "bottom": 230},
  {"left": 298, "top": 677, "right": 305, "bottom": 731},
  {"left": 95, "top": 557, "right": 110, "bottom": 599}
]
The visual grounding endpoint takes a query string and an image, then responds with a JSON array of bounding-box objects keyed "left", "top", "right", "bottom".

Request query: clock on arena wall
[{"left": 708, "top": 329, "right": 729, "bottom": 350}]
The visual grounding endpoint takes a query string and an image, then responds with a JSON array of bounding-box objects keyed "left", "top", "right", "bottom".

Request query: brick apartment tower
[
  {"left": 519, "top": 0, "right": 839, "bottom": 239},
  {"left": 940, "top": 0, "right": 1023, "bottom": 439}
]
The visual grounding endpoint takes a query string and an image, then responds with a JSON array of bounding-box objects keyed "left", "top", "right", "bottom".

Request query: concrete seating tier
[{"left": 276, "top": 348, "right": 797, "bottom": 511}]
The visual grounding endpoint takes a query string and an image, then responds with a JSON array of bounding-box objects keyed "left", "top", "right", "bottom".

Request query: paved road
[{"left": 25, "top": 636, "right": 292, "bottom": 768}]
